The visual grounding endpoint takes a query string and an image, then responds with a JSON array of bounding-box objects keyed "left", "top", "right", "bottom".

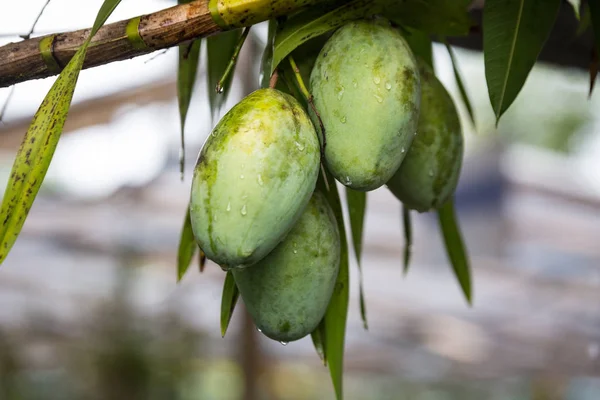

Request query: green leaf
[
  {"left": 261, "top": 19, "right": 278, "bottom": 88},
  {"left": 402, "top": 28, "right": 433, "bottom": 68},
  {"left": 444, "top": 41, "right": 476, "bottom": 128},
  {"left": 271, "top": 0, "right": 377, "bottom": 75},
  {"left": 220, "top": 271, "right": 239, "bottom": 337},
  {"left": 198, "top": 247, "right": 206, "bottom": 273},
  {"left": 177, "top": 38, "right": 201, "bottom": 177},
  {"left": 384, "top": 0, "right": 472, "bottom": 36},
  {"left": 402, "top": 205, "right": 412, "bottom": 275},
  {"left": 0, "top": 0, "right": 121, "bottom": 266},
  {"left": 177, "top": 206, "right": 197, "bottom": 281},
  {"left": 345, "top": 187, "right": 367, "bottom": 330},
  {"left": 483, "top": 0, "right": 561, "bottom": 123},
  {"left": 567, "top": 0, "right": 581, "bottom": 20},
  {"left": 437, "top": 198, "right": 472, "bottom": 305},
  {"left": 310, "top": 318, "right": 327, "bottom": 365},
  {"left": 207, "top": 29, "right": 242, "bottom": 118},
  {"left": 317, "top": 172, "right": 349, "bottom": 400},
  {"left": 589, "top": 2, "right": 600, "bottom": 96},
  {"left": 91, "top": 0, "right": 122, "bottom": 36}
]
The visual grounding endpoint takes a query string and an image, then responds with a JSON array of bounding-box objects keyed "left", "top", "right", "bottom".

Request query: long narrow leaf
[
  {"left": 318, "top": 172, "right": 349, "bottom": 400},
  {"left": 310, "top": 319, "right": 327, "bottom": 365},
  {"left": 345, "top": 187, "right": 367, "bottom": 330},
  {"left": 207, "top": 29, "right": 242, "bottom": 119},
  {"left": 177, "top": 35, "right": 201, "bottom": 178},
  {"left": 437, "top": 198, "right": 472, "bottom": 305},
  {"left": 483, "top": 0, "right": 560, "bottom": 123},
  {"left": 444, "top": 41, "right": 476, "bottom": 128},
  {"left": 0, "top": 0, "right": 122, "bottom": 265},
  {"left": 271, "top": 0, "right": 376, "bottom": 75},
  {"left": 220, "top": 271, "right": 239, "bottom": 337},
  {"left": 588, "top": 1, "right": 600, "bottom": 96},
  {"left": 402, "top": 205, "right": 412, "bottom": 275},
  {"left": 177, "top": 206, "right": 197, "bottom": 281}
]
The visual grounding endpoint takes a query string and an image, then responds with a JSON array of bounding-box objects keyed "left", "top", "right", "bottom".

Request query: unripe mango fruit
[
  {"left": 190, "top": 88, "right": 320, "bottom": 268},
  {"left": 309, "top": 19, "right": 421, "bottom": 191},
  {"left": 387, "top": 61, "right": 464, "bottom": 212},
  {"left": 232, "top": 192, "right": 340, "bottom": 343}
]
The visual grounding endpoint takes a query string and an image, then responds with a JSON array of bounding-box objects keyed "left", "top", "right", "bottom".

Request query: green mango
[
  {"left": 232, "top": 191, "right": 340, "bottom": 343},
  {"left": 387, "top": 61, "right": 464, "bottom": 212},
  {"left": 190, "top": 88, "right": 320, "bottom": 268},
  {"left": 309, "top": 19, "right": 421, "bottom": 191}
]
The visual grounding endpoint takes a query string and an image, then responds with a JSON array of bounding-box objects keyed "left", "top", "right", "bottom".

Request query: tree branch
[{"left": 0, "top": 0, "right": 327, "bottom": 88}]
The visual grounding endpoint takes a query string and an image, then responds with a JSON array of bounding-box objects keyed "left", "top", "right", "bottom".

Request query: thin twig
[
  {"left": 20, "top": 0, "right": 52, "bottom": 40},
  {"left": 216, "top": 26, "right": 251, "bottom": 93},
  {"left": 287, "top": 55, "right": 327, "bottom": 158},
  {"left": 144, "top": 48, "right": 170, "bottom": 64},
  {"left": 0, "top": 86, "right": 15, "bottom": 124}
]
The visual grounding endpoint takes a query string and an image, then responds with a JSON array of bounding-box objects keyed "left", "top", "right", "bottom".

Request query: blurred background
[{"left": 1, "top": 1, "right": 600, "bottom": 399}]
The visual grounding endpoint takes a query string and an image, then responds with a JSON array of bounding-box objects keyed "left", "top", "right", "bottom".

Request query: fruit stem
[
  {"left": 287, "top": 55, "right": 327, "bottom": 159},
  {"left": 216, "top": 26, "right": 252, "bottom": 93},
  {"left": 269, "top": 69, "right": 279, "bottom": 89}
]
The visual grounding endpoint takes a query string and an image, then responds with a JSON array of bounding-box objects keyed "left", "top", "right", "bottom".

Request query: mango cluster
[{"left": 189, "top": 19, "right": 463, "bottom": 343}]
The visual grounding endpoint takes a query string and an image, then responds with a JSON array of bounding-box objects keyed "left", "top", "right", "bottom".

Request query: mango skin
[
  {"left": 387, "top": 61, "right": 464, "bottom": 212},
  {"left": 190, "top": 88, "right": 320, "bottom": 268},
  {"left": 232, "top": 192, "right": 340, "bottom": 343},
  {"left": 309, "top": 20, "right": 421, "bottom": 191}
]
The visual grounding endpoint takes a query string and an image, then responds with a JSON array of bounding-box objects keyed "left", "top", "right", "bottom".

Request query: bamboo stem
[{"left": 0, "top": 0, "right": 331, "bottom": 88}]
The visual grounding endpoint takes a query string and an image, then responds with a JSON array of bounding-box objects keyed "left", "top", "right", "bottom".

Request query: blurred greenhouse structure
[{"left": 1, "top": 1, "right": 600, "bottom": 399}]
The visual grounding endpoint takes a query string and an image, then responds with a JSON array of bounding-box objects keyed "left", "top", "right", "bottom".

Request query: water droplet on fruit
[
  {"left": 337, "top": 87, "right": 344, "bottom": 100},
  {"left": 239, "top": 174, "right": 244, "bottom": 180},
  {"left": 241, "top": 205, "right": 247, "bottom": 216},
  {"left": 352, "top": 80, "right": 358, "bottom": 88},
  {"left": 385, "top": 82, "right": 392, "bottom": 90},
  {"left": 401, "top": 147, "right": 405, "bottom": 153},
  {"left": 373, "top": 76, "right": 381, "bottom": 85},
  {"left": 280, "top": 341, "right": 288, "bottom": 346},
  {"left": 374, "top": 94, "right": 383, "bottom": 103},
  {"left": 226, "top": 202, "right": 231, "bottom": 212},
  {"left": 340, "top": 116, "right": 347, "bottom": 124},
  {"left": 256, "top": 327, "right": 262, "bottom": 333},
  {"left": 293, "top": 249, "right": 298, "bottom": 254},
  {"left": 257, "top": 174, "right": 264, "bottom": 186},
  {"left": 295, "top": 141, "right": 305, "bottom": 151}
]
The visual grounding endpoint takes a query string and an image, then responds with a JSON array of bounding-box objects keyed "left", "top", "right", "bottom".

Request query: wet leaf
[
  {"left": 177, "top": 206, "right": 197, "bottom": 281},
  {"left": 220, "top": 271, "right": 239, "bottom": 337},
  {"left": 345, "top": 187, "right": 367, "bottom": 330},
  {"left": 483, "top": 0, "right": 560, "bottom": 123},
  {"left": 0, "top": 0, "right": 122, "bottom": 266},
  {"left": 207, "top": 29, "right": 242, "bottom": 118},
  {"left": 437, "top": 198, "right": 472, "bottom": 305}
]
